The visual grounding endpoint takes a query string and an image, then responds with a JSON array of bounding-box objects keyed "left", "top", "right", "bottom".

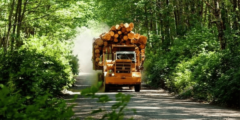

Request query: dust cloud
[{"left": 72, "top": 22, "right": 109, "bottom": 86}]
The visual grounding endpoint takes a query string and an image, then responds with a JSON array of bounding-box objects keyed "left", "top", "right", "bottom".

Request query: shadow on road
[{"left": 63, "top": 74, "right": 240, "bottom": 120}]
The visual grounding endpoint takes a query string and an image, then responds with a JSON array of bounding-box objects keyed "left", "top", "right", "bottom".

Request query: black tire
[
  {"left": 134, "top": 84, "right": 141, "bottom": 92},
  {"left": 105, "top": 84, "right": 109, "bottom": 92}
]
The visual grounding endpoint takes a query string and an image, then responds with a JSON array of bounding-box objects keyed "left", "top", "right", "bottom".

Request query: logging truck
[{"left": 92, "top": 23, "right": 147, "bottom": 92}]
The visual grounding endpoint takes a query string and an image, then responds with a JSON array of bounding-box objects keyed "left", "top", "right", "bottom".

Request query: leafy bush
[
  {"left": 172, "top": 52, "right": 222, "bottom": 100},
  {"left": 213, "top": 52, "right": 240, "bottom": 107},
  {"left": 0, "top": 49, "right": 75, "bottom": 97},
  {"left": 170, "top": 51, "right": 240, "bottom": 107},
  {"left": 0, "top": 36, "right": 76, "bottom": 97},
  {"left": 144, "top": 26, "right": 240, "bottom": 108},
  {"left": 144, "top": 26, "right": 219, "bottom": 89},
  {"left": 144, "top": 26, "right": 240, "bottom": 107},
  {"left": 0, "top": 86, "right": 77, "bottom": 120}
]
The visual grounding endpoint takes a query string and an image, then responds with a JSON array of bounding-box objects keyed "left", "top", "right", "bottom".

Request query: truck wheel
[
  {"left": 105, "top": 85, "right": 109, "bottom": 92},
  {"left": 134, "top": 84, "right": 141, "bottom": 92}
]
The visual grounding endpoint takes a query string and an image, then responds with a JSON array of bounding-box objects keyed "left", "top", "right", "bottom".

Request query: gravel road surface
[{"left": 63, "top": 73, "right": 240, "bottom": 120}]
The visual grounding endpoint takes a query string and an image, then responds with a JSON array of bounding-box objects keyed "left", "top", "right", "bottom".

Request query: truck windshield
[{"left": 116, "top": 52, "right": 136, "bottom": 63}]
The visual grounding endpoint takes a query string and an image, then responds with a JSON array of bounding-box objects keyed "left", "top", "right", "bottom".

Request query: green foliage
[
  {"left": 81, "top": 82, "right": 136, "bottom": 120},
  {"left": 0, "top": 0, "right": 90, "bottom": 96},
  {"left": 0, "top": 31, "right": 79, "bottom": 97},
  {"left": 0, "top": 49, "right": 75, "bottom": 97},
  {"left": 1, "top": 0, "right": 93, "bottom": 53},
  {"left": 173, "top": 52, "right": 222, "bottom": 99},
  {"left": 144, "top": 26, "right": 240, "bottom": 107},
  {"left": 144, "top": 27, "right": 219, "bottom": 88},
  {"left": 68, "top": 55, "right": 80, "bottom": 75},
  {"left": 144, "top": 25, "right": 240, "bottom": 107},
  {"left": 213, "top": 51, "right": 240, "bottom": 107},
  {"left": 0, "top": 85, "right": 77, "bottom": 120},
  {"left": 170, "top": 50, "right": 240, "bottom": 107}
]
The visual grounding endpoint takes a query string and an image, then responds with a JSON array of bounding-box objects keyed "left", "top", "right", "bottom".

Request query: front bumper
[{"left": 105, "top": 76, "right": 141, "bottom": 85}]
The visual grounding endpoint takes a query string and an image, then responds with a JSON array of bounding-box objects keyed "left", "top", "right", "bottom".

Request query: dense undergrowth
[
  {"left": 0, "top": 36, "right": 79, "bottom": 119},
  {"left": 144, "top": 26, "right": 240, "bottom": 108},
  {"left": 0, "top": 0, "right": 84, "bottom": 119},
  {"left": 0, "top": 37, "right": 76, "bottom": 97}
]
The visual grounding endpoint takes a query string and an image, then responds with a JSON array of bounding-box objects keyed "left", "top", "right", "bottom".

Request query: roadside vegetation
[{"left": 0, "top": 0, "right": 86, "bottom": 119}]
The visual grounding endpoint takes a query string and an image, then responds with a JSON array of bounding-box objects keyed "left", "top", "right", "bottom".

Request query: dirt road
[{"left": 64, "top": 73, "right": 240, "bottom": 120}]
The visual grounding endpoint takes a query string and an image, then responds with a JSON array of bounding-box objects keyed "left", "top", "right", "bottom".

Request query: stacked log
[
  {"left": 128, "top": 32, "right": 134, "bottom": 39},
  {"left": 93, "top": 22, "right": 147, "bottom": 68}
]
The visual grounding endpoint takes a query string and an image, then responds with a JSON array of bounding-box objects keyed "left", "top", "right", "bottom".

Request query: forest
[{"left": 0, "top": 0, "right": 240, "bottom": 119}]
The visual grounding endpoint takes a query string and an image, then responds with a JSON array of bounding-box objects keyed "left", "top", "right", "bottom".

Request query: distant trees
[
  {"left": 93, "top": 0, "right": 240, "bottom": 51},
  {"left": 0, "top": 0, "right": 93, "bottom": 54}
]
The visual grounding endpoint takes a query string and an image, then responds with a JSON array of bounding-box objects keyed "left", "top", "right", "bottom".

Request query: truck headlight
[
  {"left": 132, "top": 72, "right": 141, "bottom": 77},
  {"left": 133, "top": 73, "right": 136, "bottom": 77}
]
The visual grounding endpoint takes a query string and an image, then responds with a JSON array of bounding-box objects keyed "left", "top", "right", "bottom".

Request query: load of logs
[{"left": 93, "top": 23, "right": 147, "bottom": 68}]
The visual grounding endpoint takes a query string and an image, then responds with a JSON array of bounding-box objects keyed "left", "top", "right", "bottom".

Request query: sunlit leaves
[{"left": 0, "top": 86, "right": 77, "bottom": 120}]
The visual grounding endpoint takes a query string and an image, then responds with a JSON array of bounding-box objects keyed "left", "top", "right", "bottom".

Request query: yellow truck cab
[{"left": 103, "top": 45, "right": 142, "bottom": 92}]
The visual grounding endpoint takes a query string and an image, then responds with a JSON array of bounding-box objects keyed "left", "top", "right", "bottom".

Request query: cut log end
[
  {"left": 120, "top": 23, "right": 124, "bottom": 28},
  {"left": 95, "top": 49, "right": 100, "bottom": 54},
  {"left": 123, "top": 36, "right": 128, "bottom": 41},
  {"left": 111, "top": 26, "right": 116, "bottom": 31},
  {"left": 118, "top": 31, "right": 122, "bottom": 35},
  {"left": 124, "top": 23, "right": 129, "bottom": 28},
  {"left": 103, "top": 33, "right": 111, "bottom": 41},
  {"left": 95, "top": 38, "right": 104, "bottom": 46},
  {"left": 115, "top": 24, "right": 120, "bottom": 30},
  {"left": 129, "top": 22, "right": 134, "bottom": 29},
  {"left": 104, "top": 41, "right": 108, "bottom": 46},
  {"left": 94, "top": 45, "right": 99, "bottom": 49},
  {"left": 139, "top": 35, "right": 147, "bottom": 45},
  {"left": 134, "top": 34, "right": 140, "bottom": 39},
  {"left": 96, "top": 58, "right": 100, "bottom": 62},
  {"left": 114, "top": 34, "right": 119, "bottom": 38},
  {"left": 110, "top": 31, "right": 114, "bottom": 36},
  {"left": 128, "top": 32, "right": 134, "bottom": 39}
]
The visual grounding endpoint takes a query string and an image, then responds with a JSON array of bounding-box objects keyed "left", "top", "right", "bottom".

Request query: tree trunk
[
  {"left": 233, "top": 0, "right": 238, "bottom": 30},
  {"left": 11, "top": 0, "right": 19, "bottom": 52},
  {"left": 174, "top": 0, "right": 179, "bottom": 35},
  {"left": 16, "top": 0, "right": 22, "bottom": 48},
  {"left": 5, "top": 0, "right": 16, "bottom": 53},
  {"left": 214, "top": 0, "right": 226, "bottom": 49}
]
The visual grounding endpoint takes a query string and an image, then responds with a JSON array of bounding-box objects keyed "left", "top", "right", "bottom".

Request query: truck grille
[{"left": 116, "top": 62, "right": 131, "bottom": 73}]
